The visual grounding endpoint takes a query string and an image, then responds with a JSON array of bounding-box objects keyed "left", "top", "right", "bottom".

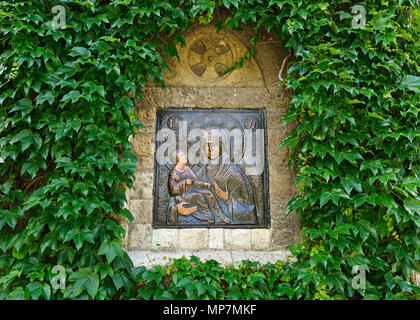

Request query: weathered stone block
[
  {"left": 139, "top": 185, "right": 153, "bottom": 199},
  {"left": 135, "top": 172, "right": 153, "bottom": 184},
  {"left": 136, "top": 155, "right": 154, "bottom": 171},
  {"left": 178, "top": 229, "right": 208, "bottom": 250},
  {"left": 270, "top": 228, "right": 297, "bottom": 248},
  {"left": 135, "top": 101, "right": 156, "bottom": 126},
  {"left": 268, "top": 175, "right": 294, "bottom": 198},
  {"left": 128, "top": 173, "right": 154, "bottom": 200},
  {"left": 251, "top": 229, "right": 271, "bottom": 250},
  {"left": 132, "top": 134, "right": 154, "bottom": 156},
  {"left": 208, "top": 229, "right": 224, "bottom": 249},
  {"left": 129, "top": 199, "right": 153, "bottom": 224},
  {"left": 127, "top": 187, "right": 140, "bottom": 200},
  {"left": 151, "top": 229, "right": 178, "bottom": 250},
  {"left": 136, "top": 173, "right": 154, "bottom": 199},
  {"left": 224, "top": 229, "right": 251, "bottom": 250},
  {"left": 128, "top": 224, "right": 152, "bottom": 250}
]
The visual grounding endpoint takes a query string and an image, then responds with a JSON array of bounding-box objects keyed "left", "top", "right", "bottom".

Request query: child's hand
[{"left": 204, "top": 182, "right": 211, "bottom": 189}]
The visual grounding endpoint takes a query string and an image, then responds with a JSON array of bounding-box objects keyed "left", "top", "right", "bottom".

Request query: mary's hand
[
  {"left": 177, "top": 202, "right": 198, "bottom": 216},
  {"left": 213, "top": 181, "right": 229, "bottom": 202}
]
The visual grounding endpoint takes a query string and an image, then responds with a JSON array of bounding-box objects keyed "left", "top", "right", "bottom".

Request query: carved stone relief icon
[{"left": 153, "top": 109, "right": 270, "bottom": 228}]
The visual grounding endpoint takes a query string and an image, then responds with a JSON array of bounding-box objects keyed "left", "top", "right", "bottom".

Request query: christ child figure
[{"left": 168, "top": 151, "right": 230, "bottom": 224}]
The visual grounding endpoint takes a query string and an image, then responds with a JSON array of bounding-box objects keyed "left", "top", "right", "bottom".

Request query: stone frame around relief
[{"left": 151, "top": 108, "right": 271, "bottom": 229}]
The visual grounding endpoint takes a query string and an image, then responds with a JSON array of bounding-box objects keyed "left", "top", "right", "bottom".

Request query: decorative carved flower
[{"left": 187, "top": 37, "right": 234, "bottom": 79}]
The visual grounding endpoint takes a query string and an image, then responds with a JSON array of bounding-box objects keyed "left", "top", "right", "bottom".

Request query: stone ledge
[{"left": 127, "top": 249, "right": 293, "bottom": 269}]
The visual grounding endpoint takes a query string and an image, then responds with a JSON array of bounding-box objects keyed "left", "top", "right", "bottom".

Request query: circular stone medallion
[{"left": 187, "top": 34, "right": 236, "bottom": 81}]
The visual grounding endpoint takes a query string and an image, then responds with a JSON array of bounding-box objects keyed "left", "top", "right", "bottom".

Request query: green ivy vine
[{"left": 0, "top": 0, "right": 419, "bottom": 300}]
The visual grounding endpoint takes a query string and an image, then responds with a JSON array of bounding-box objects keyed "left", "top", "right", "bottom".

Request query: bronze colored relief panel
[{"left": 152, "top": 109, "right": 270, "bottom": 228}]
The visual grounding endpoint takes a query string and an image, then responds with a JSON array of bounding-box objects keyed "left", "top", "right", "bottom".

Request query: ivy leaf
[
  {"left": 36, "top": 91, "right": 55, "bottom": 105},
  {"left": 98, "top": 240, "right": 125, "bottom": 263},
  {"left": 69, "top": 268, "right": 99, "bottom": 298},
  {"left": 0, "top": 207, "right": 25, "bottom": 229},
  {"left": 400, "top": 75, "right": 420, "bottom": 94},
  {"left": 9, "top": 98, "right": 33, "bottom": 116},
  {"left": 296, "top": 8, "right": 308, "bottom": 20},
  {"left": 256, "top": 15, "right": 276, "bottom": 32},
  {"left": 61, "top": 90, "right": 82, "bottom": 103},
  {"left": 69, "top": 47, "right": 91, "bottom": 58},
  {"left": 64, "top": 229, "right": 95, "bottom": 250},
  {"left": 86, "top": 274, "right": 99, "bottom": 298},
  {"left": 403, "top": 199, "right": 420, "bottom": 216}
]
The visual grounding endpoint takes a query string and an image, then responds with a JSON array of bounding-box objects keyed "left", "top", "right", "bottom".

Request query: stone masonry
[{"left": 123, "top": 21, "right": 302, "bottom": 265}]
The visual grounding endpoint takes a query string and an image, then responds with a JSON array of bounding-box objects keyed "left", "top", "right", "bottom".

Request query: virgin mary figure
[{"left": 167, "top": 127, "right": 258, "bottom": 225}]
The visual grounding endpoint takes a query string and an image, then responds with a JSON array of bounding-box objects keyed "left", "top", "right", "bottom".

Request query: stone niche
[{"left": 124, "top": 21, "right": 302, "bottom": 267}]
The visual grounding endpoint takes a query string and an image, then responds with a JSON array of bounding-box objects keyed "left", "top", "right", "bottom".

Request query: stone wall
[{"left": 124, "top": 21, "right": 302, "bottom": 265}]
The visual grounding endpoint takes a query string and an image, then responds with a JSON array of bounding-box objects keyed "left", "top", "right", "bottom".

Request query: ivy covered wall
[{"left": 0, "top": 0, "right": 419, "bottom": 300}]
